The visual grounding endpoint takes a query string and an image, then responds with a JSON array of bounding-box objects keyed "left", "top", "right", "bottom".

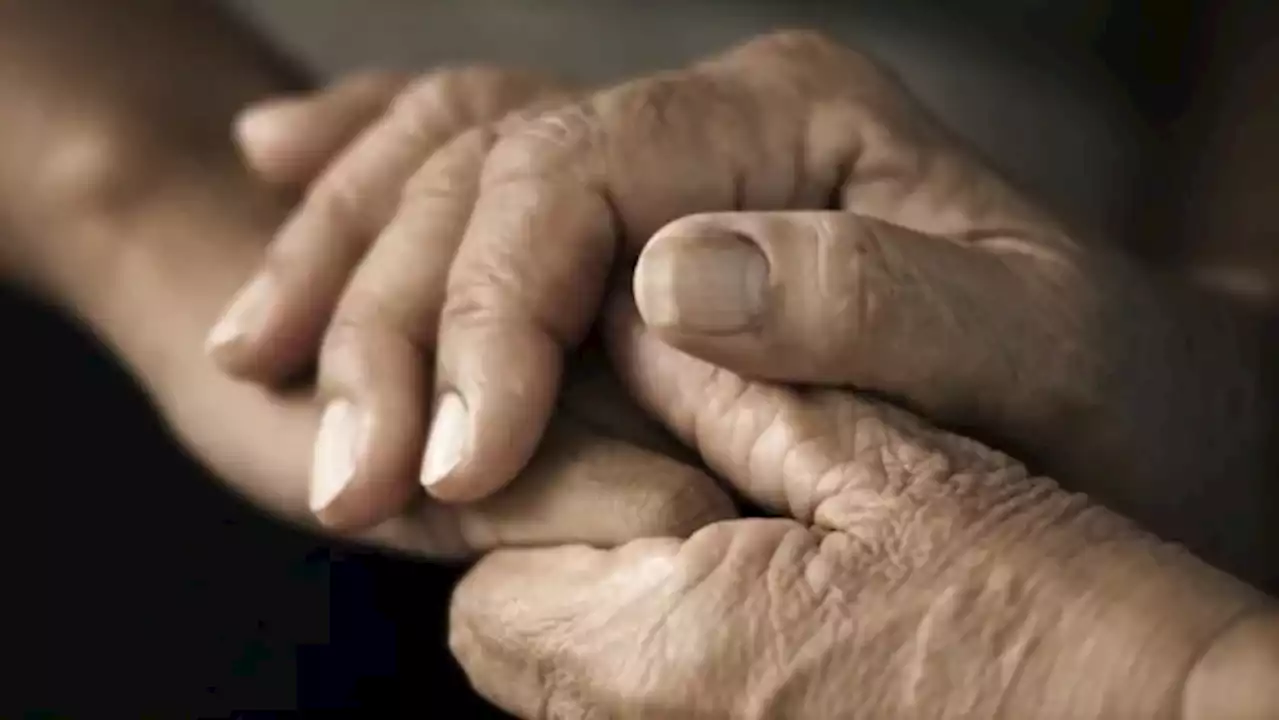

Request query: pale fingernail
[
  {"left": 205, "top": 273, "right": 273, "bottom": 354},
  {"left": 634, "top": 231, "right": 769, "bottom": 334},
  {"left": 233, "top": 100, "right": 294, "bottom": 152},
  {"left": 421, "top": 391, "right": 470, "bottom": 488},
  {"left": 310, "top": 399, "right": 368, "bottom": 513}
]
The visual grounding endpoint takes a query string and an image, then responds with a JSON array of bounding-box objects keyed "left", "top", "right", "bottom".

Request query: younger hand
[{"left": 11, "top": 63, "right": 735, "bottom": 559}]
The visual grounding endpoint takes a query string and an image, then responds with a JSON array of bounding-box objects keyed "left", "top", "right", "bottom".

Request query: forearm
[{"left": 0, "top": 0, "right": 303, "bottom": 315}]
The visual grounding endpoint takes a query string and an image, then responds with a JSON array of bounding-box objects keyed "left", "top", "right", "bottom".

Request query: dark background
[{"left": 7, "top": 0, "right": 1272, "bottom": 715}]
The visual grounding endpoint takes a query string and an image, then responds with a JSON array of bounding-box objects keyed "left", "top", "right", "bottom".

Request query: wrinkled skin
[
  {"left": 447, "top": 297, "right": 1265, "bottom": 719},
  {"left": 217, "top": 32, "right": 1265, "bottom": 579},
  {"left": 220, "top": 29, "right": 1280, "bottom": 717},
  {"left": 0, "top": 4, "right": 734, "bottom": 562},
  {"left": 181, "top": 68, "right": 736, "bottom": 558}
]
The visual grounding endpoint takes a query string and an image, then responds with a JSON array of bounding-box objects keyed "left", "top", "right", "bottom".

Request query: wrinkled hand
[
  {"left": 34, "top": 66, "right": 734, "bottom": 558},
  {"left": 447, "top": 289, "right": 1268, "bottom": 719},
  {"left": 213, "top": 32, "right": 1266, "bottom": 577},
  {"left": 213, "top": 67, "right": 724, "bottom": 538}
]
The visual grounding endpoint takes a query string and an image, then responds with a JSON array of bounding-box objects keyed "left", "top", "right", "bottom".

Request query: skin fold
[
  {"left": 217, "top": 31, "right": 1267, "bottom": 584},
  {"left": 218, "top": 29, "right": 1275, "bottom": 719},
  {"left": 446, "top": 294, "right": 1271, "bottom": 718},
  {"left": 3, "top": 3, "right": 1271, "bottom": 715},
  {"left": 0, "top": 0, "right": 735, "bottom": 561}
]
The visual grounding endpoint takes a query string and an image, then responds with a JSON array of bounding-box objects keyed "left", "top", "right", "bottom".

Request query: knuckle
[
  {"left": 318, "top": 315, "right": 370, "bottom": 365},
  {"left": 710, "top": 30, "right": 888, "bottom": 101},
  {"left": 484, "top": 104, "right": 598, "bottom": 186},
  {"left": 592, "top": 73, "right": 687, "bottom": 127},
  {"left": 437, "top": 279, "right": 522, "bottom": 335},
  {"left": 587, "top": 72, "right": 729, "bottom": 161},
  {"left": 812, "top": 397, "right": 1044, "bottom": 577},
  {"left": 448, "top": 65, "right": 559, "bottom": 118},
  {"left": 733, "top": 29, "right": 868, "bottom": 71},
  {"left": 393, "top": 66, "right": 560, "bottom": 134},
  {"left": 388, "top": 69, "right": 467, "bottom": 131},
  {"left": 305, "top": 169, "right": 374, "bottom": 233},
  {"left": 808, "top": 215, "right": 881, "bottom": 375},
  {"left": 401, "top": 125, "right": 495, "bottom": 200},
  {"left": 328, "top": 290, "right": 433, "bottom": 354},
  {"left": 318, "top": 306, "right": 432, "bottom": 391}
]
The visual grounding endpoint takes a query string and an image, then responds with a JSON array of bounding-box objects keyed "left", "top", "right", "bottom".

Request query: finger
[
  {"left": 207, "top": 67, "right": 561, "bottom": 382},
  {"left": 632, "top": 210, "right": 1064, "bottom": 438},
  {"left": 368, "top": 417, "right": 735, "bottom": 560},
  {"left": 425, "top": 32, "right": 855, "bottom": 501},
  {"left": 450, "top": 518, "right": 805, "bottom": 719},
  {"left": 306, "top": 128, "right": 493, "bottom": 528},
  {"left": 443, "top": 418, "right": 736, "bottom": 553},
  {"left": 558, "top": 341, "right": 698, "bottom": 465},
  {"left": 234, "top": 71, "right": 409, "bottom": 186},
  {"left": 604, "top": 290, "right": 1018, "bottom": 520},
  {"left": 425, "top": 28, "right": 1053, "bottom": 503}
]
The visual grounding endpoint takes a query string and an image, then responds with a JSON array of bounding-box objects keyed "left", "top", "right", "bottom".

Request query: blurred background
[
  {"left": 9, "top": 0, "right": 1272, "bottom": 715},
  {"left": 227, "top": 0, "right": 1145, "bottom": 251}
]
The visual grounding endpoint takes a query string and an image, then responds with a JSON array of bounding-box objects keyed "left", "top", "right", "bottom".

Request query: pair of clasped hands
[{"left": 202, "top": 33, "right": 1268, "bottom": 720}]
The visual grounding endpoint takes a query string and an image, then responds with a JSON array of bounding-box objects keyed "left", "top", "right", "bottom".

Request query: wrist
[
  {"left": 68, "top": 167, "right": 282, "bottom": 393},
  {"left": 1001, "top": 509, "right": 1268, "bottom": 719},
  {"left": 0, "top": 1, "right": 304, "bottom": 325},
  {"left": 1183, "top": 610, "right": 1278, "bottom": 720}
]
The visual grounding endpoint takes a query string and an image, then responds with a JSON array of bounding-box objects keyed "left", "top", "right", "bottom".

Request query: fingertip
[
  {"left": 234, "top": 99, "right": 290, "bottom": 152},
  {"left": 308, "top": 397, "right": 367, "bottom": 519},
  {"left": 307, "top": 393, "right": 426, "bottom": 532},
  {"left": 309, "top": 317, "right": 437, "bottom": 530},
  {"left": 204, "top": 277, "right": 321, "bottom": 384},
  {"left": 236, "top": 71, "right": 410, "bottom": 185},
  {"left": 420, "top": 389, "right": 472, "bottom": 495},
  {"left": 234, "top": 99, "right": 311, "bottom": 182},
  {"left": 204, "top": 272, "right": 281, "bottom": 378},
  {"left": 422, "top": 340, "right": 562, "bottom": 504}
]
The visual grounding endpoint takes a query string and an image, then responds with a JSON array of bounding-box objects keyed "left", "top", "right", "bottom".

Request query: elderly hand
[
  {"left": 2, "top": 51, "right": 733, "bottom": 559},
  {"left": 210, "top": 31, "right": 1267, "bottom": 578},
  {"left": 445, "top": 287, "right": 1273, "bottom": 719},
  {"left": 209, "top": 68, "right": 732, "bottom": 545}
]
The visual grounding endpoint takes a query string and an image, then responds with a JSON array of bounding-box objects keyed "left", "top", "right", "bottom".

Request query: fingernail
[
  {"left": 205, "top": 273, "right": 273, "bottom": 354},
  {"left": 234, "top": 100, "right": 293, "bottom": 150},
  {"left": 421, "top": 391, "right": 470, "bottom": 488},
  {"left": 310, "top": 399, "right": 368, "bottom": 513},
  {"left": 634, "top": 231, "right": 769, "bottom": 334}
]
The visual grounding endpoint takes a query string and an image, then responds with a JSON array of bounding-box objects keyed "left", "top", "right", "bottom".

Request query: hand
[
  {"left": 2, "top": 51, "right": 733, "bottom": 557},
  {"left": 445, "top": 288, "right": 1273, "bottom": 719},
  {"left": 215, "top": 67, "right": 720, "bottom": 534},
  {"left": 221, "top": 67, "right": 730, "bottom": 548},
  {"left": 208, "top": 31, "right": 1267, "bottom": 577}
]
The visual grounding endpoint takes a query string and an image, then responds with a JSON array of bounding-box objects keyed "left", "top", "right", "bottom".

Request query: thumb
[
  {"left": 234, "top": 71, "right": 408, "bottom": 186},
  {"left": 631, "top": 210, "right": 1066, "bottom": 441},
  {"left": 449, "top": 519, "right": 806, "bottom": 719}
]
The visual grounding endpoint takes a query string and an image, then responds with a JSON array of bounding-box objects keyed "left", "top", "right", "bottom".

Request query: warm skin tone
[
  {"left": 213, "top": 31, "right": 1268, "bottom": 586},
  {"left": 0, "top": 0, "right": 734, "bottom": 559},
  {"left": 0, "top": 1, "right": 1272, "bottom": 716},
  {"left": 222, "top": 29, "right": 1275, "bottom": 720}
]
